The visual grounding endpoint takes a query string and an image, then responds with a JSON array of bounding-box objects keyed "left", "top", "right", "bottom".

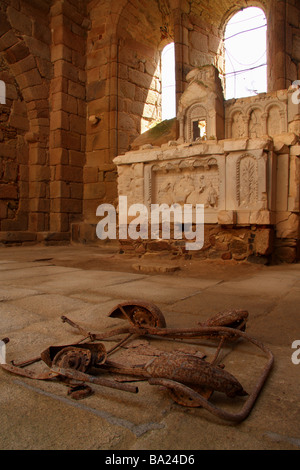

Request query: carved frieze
[
  {"left": 150, "top": 157, "right": 220, "bottom": 210},
  {"left": 225, "top": 91, "right": 288, "bottom": 139}
]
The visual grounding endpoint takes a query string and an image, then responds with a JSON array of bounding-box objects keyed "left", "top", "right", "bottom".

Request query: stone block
[
  {"left": 69, "top": 115, "right": 86, "bottom": 135},
  {"left": 52, "top": 25, "right": 85, "bottom": 54},
  {"left": 51, "top": 92, "right": 77, "bottom": 114},
  {"left": 7, "top": 7, "right": 32, "bottom": 36},
  {"left": 50, "top": 213, "right": 69, "bottom": 232},
  {"left": 68, "top": 81, "right": 85, "bottom": 100},
  {"left": 0, "top": 184, "right": 18, "bottom": 199},
  {"left": 70, "top": 182, "right": 83, "bottom": 199},
  {"left": 51, "top": 44, "right": 72, "bottom": 63},
  {"left": 29, "top": 165, "right": 50, "bottom": 182},
  {"left": 49, "top": 148, "right": 69, "bottom": 166},
  {"left": 0, "top": 201, "right": 7, "bottom": 219},
  {"left": 54, "top": 60, "right": 79, "bottom": 82},
  {"left": 32, "top": 20, "right": 51, "bottom": 44},
  {"left": 255, "top": 228, "right": 274, "bottom": 256},
  {"left": 250, "top": 211, "right": 273, "bottom": 225},
  {"left": 69, "top": 150, "right": 84, "bottom": 167},
  {"left": 0, "top": 142, "right": 16, "bottom": 159},
  {"left": 50, "top": 181, "right": 70, "bottom": 199},
  {"left": 50, "top": 129, "right": 81, "bottom": 151},
  {"left": 29, "top": 146, "right": 47, "bottom": 165},
  {"left": 55, "top": 165, "right": 82, "bottom": 183},
  {"left": 28, "top": 181, "right": 47, "bottom": 199},
  {"left": 0, "top": 30, "right": 19, "bottom": 52},
  {"left": 9, "top": 54, "right": 37, "bottom": 76},
  {"left": 84, "top": 182, "right": 106, "bottom": 200},
  {"left": 276, "top": 212, "right": 300, "bottom": 238},
  {"left": 190, "top": 30, "right": 208, "bottom": 52},
  {"left": 83, "top": 167, "right": 98, "bottom": 183},
  {"left": 218, "top": 210, "right": 236, "bottom": 225},
  {"left": 28, "top": 212, "right": 46, "bottom": 232},
  {"left": 4, "top": 42, "right": 30, "bottom": 64},
  {"left": 86, "top": 80, "right": 106, "bottom": 101},
  {"left": 223, "top": 139, "right": 248, "bottom": 152},
  {"left": 22, "top": 83, "right": 49, "bottom": 102},
  {"left": 23, "top": 36, "right": 50, "bottom": 61},
  {"left": 50, "top": 110, "right": 69, "bottom": 131},
  {"left": 3, "top": 161, "right": 18, "bottom": 182},
  {"left": 51, "top": 197, "right": 82, "bottom": 214}
]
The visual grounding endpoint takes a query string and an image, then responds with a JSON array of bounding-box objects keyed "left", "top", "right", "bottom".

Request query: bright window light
[
  {"left": 161, "top": 43, "right": 176, "bottom": 120},
  {"left": 225, "top": 7, "right": 267, "bottom": 100}
]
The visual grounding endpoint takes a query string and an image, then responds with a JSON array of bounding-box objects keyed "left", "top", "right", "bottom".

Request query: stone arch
[
  {"left": 265, "top": 102, "right": 287, "bottom": 136},
  {"left": 186, "top": 103, "right": 207, "bottom": 142},
  {"left": 219, "top": 2, "right": 268, "bottom": 38},
  {"left": 248, "top": 106, "right": 264, "bottom": 138},
  {"left": 115, "top": 0, "right": 174, "bottom": 143},
  {"left": 228, "top": 107, "right": 247, "bottom": 138},
  {"left": 221, "top": 5, "right": 267, "bottom": 99}
]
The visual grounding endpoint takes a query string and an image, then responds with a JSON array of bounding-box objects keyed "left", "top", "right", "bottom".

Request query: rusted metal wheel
[
  {"left": 108, "top": 300, "right": 166, "bottom": 328},
  {"left": 52, "top": 347, "right": 92, "bottom": 372}
]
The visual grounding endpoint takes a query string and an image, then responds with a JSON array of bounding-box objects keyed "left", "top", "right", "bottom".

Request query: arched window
[
  {"left": 224, "top": 7, "right": 267, "bottom": 100},
  {"left": 161, "top": 42, "right": 176, "bottom": 120}
]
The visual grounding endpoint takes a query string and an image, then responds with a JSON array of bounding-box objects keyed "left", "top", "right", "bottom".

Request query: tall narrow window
[
  {"left": 161, "top": 43, "right": 176, "bottom": 120},
  {"left": 224, "top": 7, "right": 267, "bottom": 100}
]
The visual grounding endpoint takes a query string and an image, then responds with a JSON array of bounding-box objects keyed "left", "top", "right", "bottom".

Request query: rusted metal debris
[{"left": 0, "top": 301, "right": 274, "bottom": 423}]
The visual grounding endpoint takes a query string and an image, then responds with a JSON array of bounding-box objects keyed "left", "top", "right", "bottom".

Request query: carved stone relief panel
[
  {"left": 231, "top": 111, "right": 246, "bottom": 138},
  {"left": 150, "top": 158, "right": 221, "bottom": 210},
  {"left": 225, "top": 150, "right": 272, "bottom": 219},
  {"left": 249, "top": 109, "right": 263, "bottom": 138},
  {"left": 267, "top": 105, "right": 282, "bottom": 136},
  {"left": 236, "top": 154, "right": 258, "bottom": 208},
  {"left": 225, "top": 91, "right": 288, "bottom": 139}
]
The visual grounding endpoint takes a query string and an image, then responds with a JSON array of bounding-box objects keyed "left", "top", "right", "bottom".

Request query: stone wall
[
  {"left": 267, "top": 0, "right": 300, "bottom": 91},
  {"left": 0, "top": 0, "right": 52, "bottom": 244},
  {"left": 49, "top": 0, "right": 87, "bottom": 237},
  {"left": 113, "top": 65, "right": 300, "bottom": 264},
  {"left": 0, "top": 0, "right": 299, "bottom": 259},
  {"left": 0, "top": 57, "right": 29, "bottom": 236}
]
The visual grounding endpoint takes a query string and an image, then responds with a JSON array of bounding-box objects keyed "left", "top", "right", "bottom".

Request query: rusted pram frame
[
  {"left": 1, "top": 304, "right": 274, "bottom": 423},
  {"left": 60, "top": 309, "right": 274, "bottom": 423}
]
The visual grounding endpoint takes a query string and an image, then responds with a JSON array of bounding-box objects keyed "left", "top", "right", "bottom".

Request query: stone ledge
[{"left": 0, "top": 231, "right": 37, "bottom": 243}]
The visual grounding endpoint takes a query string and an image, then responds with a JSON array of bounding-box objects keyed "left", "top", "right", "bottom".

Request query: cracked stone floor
[{"left": 0, "top": 243, "right": 299, "bottom": 450}]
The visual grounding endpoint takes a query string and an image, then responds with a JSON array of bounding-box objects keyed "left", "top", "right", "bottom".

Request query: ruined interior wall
[
  {"left": 267, "top": 0, "right": 300, "bottom": 91},
  {"left": 0, "top": 0, "right": 299, "bottom": 261},
  {"left": 0, "top": 0, "right": 52, "bottom": 244},
  {"left": 0, "top": 0, "right": 88, "bottom": 245},
  {"left": 49, "top": 0, "right": 87, "bottom": 239},
  {"left": 0, "top": 57, "right": 29, "bottom": 236},
  {"left": 78, "top": 0, "right": 169, "bottom": 242}
]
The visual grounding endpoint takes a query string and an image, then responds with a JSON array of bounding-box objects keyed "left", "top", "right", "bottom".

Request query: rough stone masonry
[{"left": 0, "top": 0, "right": 299, "bottom": 263}]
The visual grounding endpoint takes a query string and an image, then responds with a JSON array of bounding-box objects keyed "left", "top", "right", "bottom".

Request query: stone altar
[{"left": 114, "top": 65, "right": 300, "bottom": 263}]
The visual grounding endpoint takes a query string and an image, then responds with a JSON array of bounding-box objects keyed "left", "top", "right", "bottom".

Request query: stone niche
[
  {"left": 113, "top": 66, "right": 300, "bottom": 263},
  {"left": 177, "top": 65, "right": 225, "bottom": 142}
]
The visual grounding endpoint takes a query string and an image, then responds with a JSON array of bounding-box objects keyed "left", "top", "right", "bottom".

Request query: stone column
[{"left": 49, "top": 0, "right": 87, "bottom": 235}]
